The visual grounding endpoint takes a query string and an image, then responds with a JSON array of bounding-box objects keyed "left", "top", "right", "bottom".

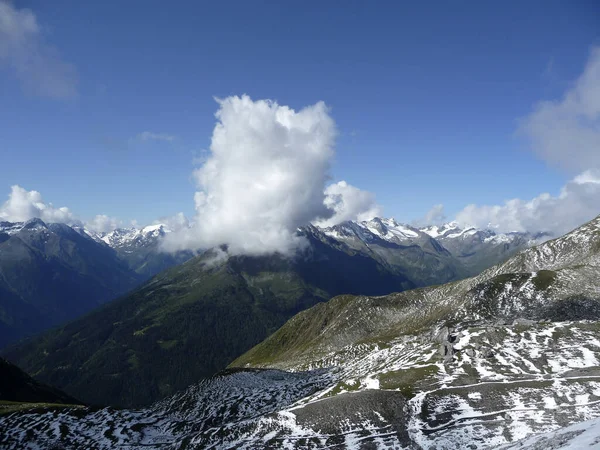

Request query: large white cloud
[
  {"left": 163, "top": 95, "right": 335, "bottom": 255},
  {"left": 0, "top": 185, "right": 74, "bottom": 223},
  {"left": 314, "top": 181, "right": 382, "bottom": 227},
  {"left": 518, "top": 46, "right": 600, "bottom": 172},
  {"left": 163, "top": 95, "right": 380, "bottom": 255},
  {"left": 455, "top": 170, "right": 600, "bottom": 236},
  {"left": 0, "top": 1, "right": 77, "bottom": 98}
]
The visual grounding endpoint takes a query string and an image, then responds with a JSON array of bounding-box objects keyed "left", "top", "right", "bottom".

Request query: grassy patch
[
  {"left": 157, "top": 339, "right": 178, "bottom": 350},
  {"left": 325, "top": 379, "right": 361, "bottom": 397},
  {"left": 379, "top": 365, "right": 439, "bottom": 398},
  {"left": 532, "top": 270, "right": 557, "bottom": 291},
  {"left": 127, "top": 353, "right": 140, "bottom": 370},
  {"left": 0, "top": 400, "right": 83, "bottom": 416},
  {"left": 133, "top": 324, "right": 157, "bottom": 336}
]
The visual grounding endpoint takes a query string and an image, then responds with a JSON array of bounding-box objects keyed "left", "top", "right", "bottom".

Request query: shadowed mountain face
[
  {"left": 0, "top": 219, "right": 143, "bottom": 348},
  {"left": 1, "top": 216, "right": 599, "bottom": 449},
  {"left": 0, "top": 357, "right": 81, "bottom": 405}
]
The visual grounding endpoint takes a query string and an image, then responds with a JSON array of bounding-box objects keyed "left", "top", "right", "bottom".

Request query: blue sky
[{"left": 1, "top": 0, "right": 599, "bottom": 228}]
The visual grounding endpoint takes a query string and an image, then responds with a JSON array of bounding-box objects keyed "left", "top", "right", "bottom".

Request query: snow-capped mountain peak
[
  {"left": 77, "top": 223, "right": 173, "bottom": 250},
  {"left": 419, "top": 221, "right": 479, "bottom": 239},
  {"left": 319, "top": 217, "right": 543, "bottom": 250},
  {"left": 141, "top": 223, "right": 170, "bottom": 235},
  {"left": 362, "top": 217, "right": 420, "bottom": 240},
  {"left": 319, "top": 217, "right": 424, "bottom": 245}
]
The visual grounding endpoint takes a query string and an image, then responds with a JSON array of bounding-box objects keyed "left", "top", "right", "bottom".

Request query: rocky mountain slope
[
  {"left": 86, "top": 217, "right": 537, "bottom": 289},
  {"left": 0, "top": 215, "right": 597, "bottom": 449},
  {"left": 501, "top": 416, "right": 600, "bottom": 449},
  {"left": 0, "top": 219, "right": 143, "bottom": 348}
]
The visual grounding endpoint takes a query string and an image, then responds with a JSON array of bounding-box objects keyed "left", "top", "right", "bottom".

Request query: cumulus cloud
[
  {"left": 86, "top": 214, "right": 122, "bottom": 233},
  {"left": 136, "top": 131, "right": 176, "bottom": 142},
  {"left": 163, "top": 95, "right": 341, "bottom": 255},
  {"left": 455, "top": 170, "right": 600, "bottom": 236},
  {"left": 0, "top": 1, "right": 77, "bottom": 98},
  {"left": 518, "top": 46, "right": 600, "bottom": 172},
  {"left": 314, "top": 181, "right": 382, "bottom": 227},
  {"left": 0, "top": 185, "right": 74, "bottom": 223}
]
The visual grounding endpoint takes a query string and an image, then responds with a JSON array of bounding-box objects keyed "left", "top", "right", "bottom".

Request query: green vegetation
[
  {"left": 326, "top": 379, "right": 361, "bottom": 397},
  {"left": 379, "top": 365, "right": 439, "bottom": 397},
  {"left": 231, "top": 295, "right": 356, "bottom": 367},
  {"left": 532, "top": 270, "right": 557, "bottom": 291},
  {"left": 231, "top": 280, "right": 468, "bottom": 369},
  {"left": 0, "top": 400, "right": 83, "bottom": 416},
  {"left": 157, "top": 339, "right": 178, "bottom": 350}
]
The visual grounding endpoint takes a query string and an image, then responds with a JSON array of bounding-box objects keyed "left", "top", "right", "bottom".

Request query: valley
[
  {"left": 1, "top": 215, "right": 599, "bottom": 448},
  {"left": 1, "top": 217, "right": 539, "bottom": 408}
]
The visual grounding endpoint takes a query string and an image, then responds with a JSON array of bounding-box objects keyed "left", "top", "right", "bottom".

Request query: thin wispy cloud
[
  {"left": 136, "top": 131, "right": 176, "bottom": 142},
  {"left": 0, "top": 1, "right": 77, "bottom": 98},
  {"left": 518, "top": 46, "right": 600, "bottom": 172},
  {"left": 86, "top": 214, "right": 122, "bottom": 233}
]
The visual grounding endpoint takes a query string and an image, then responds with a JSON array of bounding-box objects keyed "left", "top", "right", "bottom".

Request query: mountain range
[
  {"left": 0, "top": 214, "right": 598, "bottom": 448},
  {"left": 1, "top": 217, "right": 543, "bottom": 407}
]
